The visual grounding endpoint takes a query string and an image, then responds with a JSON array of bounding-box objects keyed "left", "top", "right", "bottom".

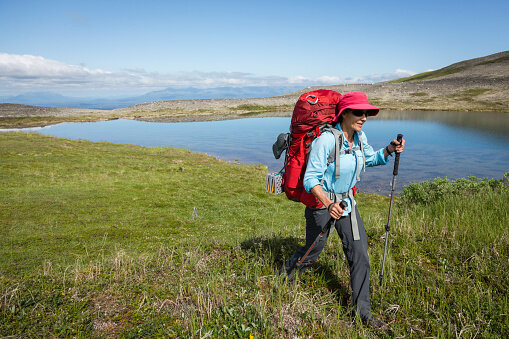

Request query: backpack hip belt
[{"left": 325, "top": 188, "right": 361, "bottom": 241}]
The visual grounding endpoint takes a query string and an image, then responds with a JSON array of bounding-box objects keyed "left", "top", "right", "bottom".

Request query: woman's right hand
[
  {"left": 327, "top": 201, "right": 345, "bottom": 219},
  {"left": 310, "top": 185, "right": 346, "bottom": 219}
]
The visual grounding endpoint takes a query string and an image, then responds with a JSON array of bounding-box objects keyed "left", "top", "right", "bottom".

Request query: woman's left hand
[{"left": 388, "top": 138, "right": 405, "bottom": 154}]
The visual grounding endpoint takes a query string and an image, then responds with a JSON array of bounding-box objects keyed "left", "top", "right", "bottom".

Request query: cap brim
[
  {"left": 341, "top": 103, "right": 379, "bottom": 115},
  {"left": 333, "top": 104, "right": 379, "bottom": 122}
]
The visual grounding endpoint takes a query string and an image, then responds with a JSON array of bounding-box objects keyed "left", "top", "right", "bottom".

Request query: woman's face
[{"left": 341, "top": 109, "right": 368, "bottom": 133}]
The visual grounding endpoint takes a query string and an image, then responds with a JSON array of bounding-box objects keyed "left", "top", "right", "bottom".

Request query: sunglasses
[{"left": 349, "top": 109, "right": 376, "bottom": 117}]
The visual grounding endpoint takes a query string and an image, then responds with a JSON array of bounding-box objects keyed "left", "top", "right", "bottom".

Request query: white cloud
[
  {"left": 0, "top": 53, "right": 417, "bottom": 97},
  {"left": 0, "top": 53, "right": 109, "bottom": 78}
]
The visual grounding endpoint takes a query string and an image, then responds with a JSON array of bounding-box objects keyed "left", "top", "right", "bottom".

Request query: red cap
[{"left": 333, "top": 91, "right": 379, "bottom": 122}]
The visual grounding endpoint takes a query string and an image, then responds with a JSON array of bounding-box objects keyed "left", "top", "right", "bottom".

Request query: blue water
[{"left": 4, "top": 112, "right": 509, "bottom": 194}]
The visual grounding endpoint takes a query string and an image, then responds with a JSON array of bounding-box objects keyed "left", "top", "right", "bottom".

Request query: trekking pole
[
  {"left": 295, "top": 201, "right": 347, "bottom": 270},
  {"left": 379, "top": 134, "right": 403, "bottom": 286}
]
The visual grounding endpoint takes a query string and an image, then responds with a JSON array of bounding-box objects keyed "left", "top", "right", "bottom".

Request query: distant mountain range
[
  {"left": 2, "top": 51, "right": 507, "bottom": 114},
  {"left": 0, "top": 86, "right": 303, "bottom": 110}
]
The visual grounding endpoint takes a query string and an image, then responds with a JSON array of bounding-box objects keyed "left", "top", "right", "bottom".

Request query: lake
[{"left": 3, "top": 111, "right": 509, "bottom": 194}]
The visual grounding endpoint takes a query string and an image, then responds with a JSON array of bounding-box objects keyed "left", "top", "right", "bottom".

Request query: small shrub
[
  {"left": 400, "top": 173, "right": 508, "bottom": 205},
  {"left": 236, "top": 104, "right": 270, "bottom": 111}
]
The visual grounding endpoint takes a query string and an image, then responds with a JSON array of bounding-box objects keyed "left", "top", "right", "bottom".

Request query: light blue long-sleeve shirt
[{"left": 303, "top": 125, "right": 389, "bottom": 214}]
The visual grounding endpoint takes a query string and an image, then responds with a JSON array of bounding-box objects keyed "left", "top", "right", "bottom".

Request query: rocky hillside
[
  {"left": 278, "top": 51, "right": 509, "bottom": 112},
  {"left": 1, "top": 51, "right": 508, "bottom": 127}
]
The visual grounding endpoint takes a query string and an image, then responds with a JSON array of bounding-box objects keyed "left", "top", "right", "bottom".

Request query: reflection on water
[
  {"left": 2, "top": 111, "right": 508, "bottom": 194},
  {"left": 373, "top": 110, "right": 509, "bottom": 139}
]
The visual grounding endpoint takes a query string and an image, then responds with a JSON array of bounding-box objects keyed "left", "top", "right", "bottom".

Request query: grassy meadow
[{"left": 0, "top": 132, "right": 507, "bottom": 338}]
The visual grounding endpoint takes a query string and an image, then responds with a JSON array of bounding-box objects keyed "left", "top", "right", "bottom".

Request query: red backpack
[{"left": 278, "top": 89, "right": 342, "bottom": 208}]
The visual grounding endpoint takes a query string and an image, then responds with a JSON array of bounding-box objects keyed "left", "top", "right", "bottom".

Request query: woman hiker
[{"left": 282, "top": 91, "right": 405, "bottom": 329}]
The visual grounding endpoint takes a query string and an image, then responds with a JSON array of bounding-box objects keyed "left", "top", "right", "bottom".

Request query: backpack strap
[
  {"left": 359, "top": 132, "right": 365, "bottom": 172},
  {"left": 314, "top": 126, "right": 364, "bottom": 189},
  {"left": 326, "top": 127, "right": 364, "bottom": 181},
  {"left": 318, "top": 130, "right": 365, "bottom": 242},
  {"left": 317, "top": 126, "right": 345, "bottom": 186},
  {"left": 354, "top": 131, "right": 366, "bottom": 182},
  {"left": 328, "top": 128, "right": 343, "bottom": 180}
]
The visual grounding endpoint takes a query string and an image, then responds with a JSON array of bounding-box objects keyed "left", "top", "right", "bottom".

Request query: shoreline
[
  {"left": 3, "top": 111, "right": 508, "bottom": 195},
  {"left": 1, "top": 104, "right": 508, "bottom": 129},
  {"left": 1, "top": 78, "right": 508, "bottom": 129}
]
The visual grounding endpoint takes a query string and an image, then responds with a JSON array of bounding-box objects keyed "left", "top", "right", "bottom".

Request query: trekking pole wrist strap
[
  {"left": 385, "top": 145, "right": 393, "bottom": 157},
  {"left": 327, "top": 203, "right": 334, "bottom": 212}
]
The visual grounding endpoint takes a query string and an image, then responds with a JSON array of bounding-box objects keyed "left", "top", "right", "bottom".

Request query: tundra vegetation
[{"left": 1, "top": 132, "right": 507, "bottom": 338}]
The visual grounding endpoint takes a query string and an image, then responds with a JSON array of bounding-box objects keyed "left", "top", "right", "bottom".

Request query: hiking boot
[
  {"left": 278, "top": 266, "right": 297, "bottom": 286},
  {"left": 364, "top": 316, "right": 388, "bottom": 330},
  {"left": 285, "top": 268, "right": 297, "bottom": 285}
]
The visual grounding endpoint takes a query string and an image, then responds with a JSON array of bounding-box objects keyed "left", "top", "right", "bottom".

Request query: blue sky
[{"left": 0, "top": 0, "right": 508, "bottom": 97}]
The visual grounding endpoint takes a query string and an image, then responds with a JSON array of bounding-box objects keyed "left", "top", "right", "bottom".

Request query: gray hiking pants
[{"left": 284, "top": 205, "right": 371, "bottom": 320}]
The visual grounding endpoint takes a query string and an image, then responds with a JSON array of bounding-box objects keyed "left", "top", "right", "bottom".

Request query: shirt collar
[{"left": 335, "top": 124, "right": 359, "bottom": 147}]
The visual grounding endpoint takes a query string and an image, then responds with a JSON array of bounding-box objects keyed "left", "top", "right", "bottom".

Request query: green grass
[
  {"left": 451, "top": 88, "right": 491, "bottom": 99},
  {"left": 478, "top": 55, "right": 509, "bottom": 66},
  {"left": 408, "top": 92, "right": 429, "bottom": 97},
  {"left": 1, "top": 132, "right": 507, "bottom": 337},
  {"left": 390, "top": 53, "right": 509, "bottom": 84},
  {"left": 126, "top": 108, "right": 216, "bottom": 117},
  {"left": 389, "top": 67, "right": 466, "bottom": 83},
  {"left": 234, "top": 104, "right": 293, "bottom": 114},
  {"left": 235, "top": 104, "right": 275, "bottom": 111},
  {"left": 0, "top": 116, "right": 118, "bottom": 128}
]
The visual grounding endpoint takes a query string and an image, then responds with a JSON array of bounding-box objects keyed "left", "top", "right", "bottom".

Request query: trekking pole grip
[{"left": 393, "top": 134, "right": 403, "bottom": 176}]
